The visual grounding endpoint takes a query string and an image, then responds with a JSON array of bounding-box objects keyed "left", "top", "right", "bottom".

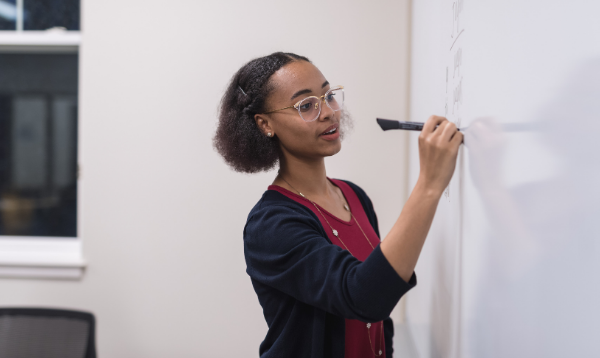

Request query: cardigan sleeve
[{"left": 243, "top": 201, "right": 416, "bottom": 323}]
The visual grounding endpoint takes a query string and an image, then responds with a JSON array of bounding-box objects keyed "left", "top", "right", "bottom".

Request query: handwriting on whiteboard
[
  {"left": 452, "top": 0, "right": 464, "bottom": 39},
  {"left": 445, "top": 0, "right": 465, "bottom": 200}
]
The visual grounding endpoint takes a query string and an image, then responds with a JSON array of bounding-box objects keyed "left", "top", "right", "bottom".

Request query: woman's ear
[{"left": 255, "top": 114, "right": 274, "bottom": 137}]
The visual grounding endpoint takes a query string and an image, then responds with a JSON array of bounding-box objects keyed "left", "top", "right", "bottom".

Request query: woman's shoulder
[
  {"left": 248, "top": 180, "right": 372, "bottom": 215},
  {"left": 246, "top": 189, "right": 319, "bottom": 225},
  {"left": 244, "top": 189, "right": 328, "bottom": 246},
  {"left": 244, "top": 180, "right": 376, "bottom": 236}
]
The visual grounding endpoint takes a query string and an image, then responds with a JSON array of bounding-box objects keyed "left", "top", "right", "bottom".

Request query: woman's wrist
[{"left": 413, "top": 176, "right": 445, "bottom": 200}]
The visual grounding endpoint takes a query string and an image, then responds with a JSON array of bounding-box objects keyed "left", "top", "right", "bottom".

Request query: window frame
[{"left": 0, "top": 31, "right": 84, "bottom": 280}]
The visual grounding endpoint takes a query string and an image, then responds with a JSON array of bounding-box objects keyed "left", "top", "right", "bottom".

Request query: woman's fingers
[
  {"left": 419, "top": 114, "right": 462, "bottom": 145},
  {"left": 417, "top": 115, "right": 463, "bottom": 194},
  {"left": 441, "top": 121, "right": 458, "bottom": 142},
  {"left": 421, "top": 116, "right": 458, "bottom": 142},
  {"left": 451, "top": 130, "right": 464, "bottom": 146},
  {"left": 421, "top": 115, "right": 446, "bottom": 134}
]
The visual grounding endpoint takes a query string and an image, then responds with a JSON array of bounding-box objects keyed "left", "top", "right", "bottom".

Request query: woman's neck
[{"left": 275, "top": 155, "right": 332, "bottom": 198}]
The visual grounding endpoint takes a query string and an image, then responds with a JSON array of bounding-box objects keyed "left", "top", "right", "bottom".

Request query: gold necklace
[{"left": 278, "top": 175, "right": 384, "bottom": 357}]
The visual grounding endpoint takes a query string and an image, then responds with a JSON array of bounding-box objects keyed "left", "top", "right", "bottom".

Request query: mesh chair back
[{"left": 0, "top": 308, "right": 96, "bottom": 358}]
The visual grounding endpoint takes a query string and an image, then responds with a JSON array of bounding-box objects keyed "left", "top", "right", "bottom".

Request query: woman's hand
[{"left": 417, "top": 115, "right": 463, "bottom": 195}]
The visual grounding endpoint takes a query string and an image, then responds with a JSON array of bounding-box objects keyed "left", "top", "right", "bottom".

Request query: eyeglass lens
[{"left": 297, "top": 88, "right": 344, "bottom": 122}]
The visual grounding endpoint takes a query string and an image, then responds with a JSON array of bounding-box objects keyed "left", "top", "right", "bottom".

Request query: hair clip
[{"left": 238, "top": 86, "right": 247, "bottom": 96}]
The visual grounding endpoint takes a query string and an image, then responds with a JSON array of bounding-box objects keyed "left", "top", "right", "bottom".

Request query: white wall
[{"left": 0, "top": 1, "right": 412, "bottom": 357}]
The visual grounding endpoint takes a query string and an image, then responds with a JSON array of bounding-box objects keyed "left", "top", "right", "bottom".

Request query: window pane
[
  {"left": 0, "top": 0, "right": 17, "bottom": 30},
  {"left": 0, "top": 53, "right": 78, "bottom": 237},
  {"left": 24, "top": 0, "right": 80, "bottom": 31}
]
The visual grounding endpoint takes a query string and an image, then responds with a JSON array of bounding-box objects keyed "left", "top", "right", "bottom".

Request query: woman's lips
[
  {"left": 320, "top": 123, "right": 339, "bottom": 136},
  {"left": 320, "top": 127, "right": 340, "bottom": 140}
]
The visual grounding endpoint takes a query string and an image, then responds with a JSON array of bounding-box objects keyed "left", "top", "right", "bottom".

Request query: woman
[{"left": 214, "top": 52, "right": 462, "bottom": 357}]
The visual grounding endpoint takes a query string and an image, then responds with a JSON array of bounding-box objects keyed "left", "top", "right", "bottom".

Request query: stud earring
[{"left": 267, "top": 133, "right": 272, "bottom": 137}]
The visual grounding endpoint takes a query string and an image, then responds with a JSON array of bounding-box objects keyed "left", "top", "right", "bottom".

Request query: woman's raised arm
[{"left": 380, "top": 115, "right": 463, "bottom": 282}]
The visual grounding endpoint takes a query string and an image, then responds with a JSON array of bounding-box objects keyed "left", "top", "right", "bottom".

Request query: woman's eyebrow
[
  {"left": 290, "top": 81, "right": 330, "bottom": 101},
  {"left": 290, "top": 89, "right": 311, "bottom": 101}
]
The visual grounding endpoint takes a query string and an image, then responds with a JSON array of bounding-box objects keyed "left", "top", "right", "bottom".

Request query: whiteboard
[{"left": 405, "top": 1, "right": 600, "bottom": 357}]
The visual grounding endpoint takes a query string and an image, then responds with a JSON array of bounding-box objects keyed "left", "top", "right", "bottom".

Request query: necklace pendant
[
  {"left": 366, "top": 323, "right": 371, "bottom": 329},
  {"left": 332, "top": 229, "right": 338, "bottom": 237},
  {"left": 379, "top": 349, "right": 382, "bottom": 355},
  {"left": 344, "top": 204, "right": 349, "bottom": 211}
]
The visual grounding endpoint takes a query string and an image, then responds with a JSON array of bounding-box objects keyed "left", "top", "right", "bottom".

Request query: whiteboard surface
[{"left": 405, "top": 1, "right": 600, "bottom": 357}]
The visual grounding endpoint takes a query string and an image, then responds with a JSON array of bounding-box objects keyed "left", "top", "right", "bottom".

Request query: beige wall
[{"left": 0, "top": 0, "right": 411, "bottom": 356}]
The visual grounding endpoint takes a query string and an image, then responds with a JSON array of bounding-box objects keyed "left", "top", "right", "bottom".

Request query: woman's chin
[{"left": 322, "top": 142, "right": 342, "bottom": 157}]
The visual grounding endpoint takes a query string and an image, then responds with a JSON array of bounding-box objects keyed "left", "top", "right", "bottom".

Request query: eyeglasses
[{"left": 264, "top": 86, "right": 344, "bottom": 122}]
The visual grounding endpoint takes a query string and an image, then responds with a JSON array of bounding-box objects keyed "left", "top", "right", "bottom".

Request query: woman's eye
[
  {"left": 327, "top": 94, "right": 335, "bottom": 102},
  {"left": 299, "top": 103, "right": 312, "bottom": 112}
]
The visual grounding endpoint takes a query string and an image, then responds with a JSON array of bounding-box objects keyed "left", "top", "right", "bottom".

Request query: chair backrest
[{"left": 0, "top": 308, "right": 96, "bottom": 358}]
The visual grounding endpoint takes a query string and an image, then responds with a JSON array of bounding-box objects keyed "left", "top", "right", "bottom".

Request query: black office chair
[{"left": 0, "top": 308, "right": 96, "bottom": 358}]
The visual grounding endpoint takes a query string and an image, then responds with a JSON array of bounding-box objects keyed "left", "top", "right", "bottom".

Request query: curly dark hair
[{"left": 213, "top": 52, "right": 352, "bottom": 173}]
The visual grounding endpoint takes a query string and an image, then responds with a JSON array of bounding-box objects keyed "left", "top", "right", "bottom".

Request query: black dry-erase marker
[
  {"left": 377, "top": 118, "right": 536, "bottom": 132},
  {"left": 376, "top": 118, "right": 463, "bottom": 132}
]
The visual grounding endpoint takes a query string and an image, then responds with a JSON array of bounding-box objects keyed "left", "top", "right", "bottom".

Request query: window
[
  {"left": 0, "top": 53, "right": 78, "bottom": 238},
  {"left": 0, "top": 0, "right": 80, "bottom": 31},
  {"left": 0, "top": 0, "right": 82, "bottom": 279}
]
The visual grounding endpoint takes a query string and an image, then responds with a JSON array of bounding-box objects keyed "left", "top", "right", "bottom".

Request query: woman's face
[{"left": 257, "top": 61, "right": 342, "bottom": 161}]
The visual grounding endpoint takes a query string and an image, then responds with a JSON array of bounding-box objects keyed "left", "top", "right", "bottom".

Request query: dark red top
[{"left": 268, "top": 178, "right": 386, "bottom": 358}]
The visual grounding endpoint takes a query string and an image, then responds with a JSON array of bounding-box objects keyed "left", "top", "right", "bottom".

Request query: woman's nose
[{"left": 318, "top": 99, "right": 334, "bottom": 121}]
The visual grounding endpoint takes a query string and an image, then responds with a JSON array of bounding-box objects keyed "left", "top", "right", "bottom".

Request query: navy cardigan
[{"left": 243, "top": 180, "right": 417, "bottom": 357}]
